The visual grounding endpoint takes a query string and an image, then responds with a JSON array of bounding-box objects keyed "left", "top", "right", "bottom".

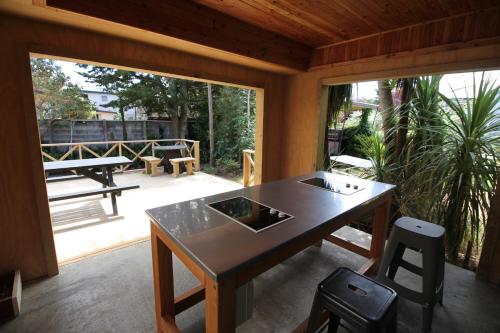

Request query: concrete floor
[
  {"left": 1, "top": 227, "right": 499, "bottom": 333},
  {"left": 47, "top": 170, "right": 242, "bottom": 263}
]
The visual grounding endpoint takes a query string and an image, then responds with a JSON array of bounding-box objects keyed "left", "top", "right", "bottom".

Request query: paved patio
[
  {"left": 47, "top": 170, "right": 242, "bottom": 263},
  {"left": 2, "top": 227, "right": 499, "bottom": 333}
]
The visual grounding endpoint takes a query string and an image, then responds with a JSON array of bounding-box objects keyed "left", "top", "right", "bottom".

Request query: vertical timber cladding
[
  {"left": 0, "top": 13, "right": 287, "bottom": 280},
  {"left": 478, "top": 181, "right": 500, "bottom": 285},
  {"left": 0, "top": 21, "right": 57, "bottom": 280}
]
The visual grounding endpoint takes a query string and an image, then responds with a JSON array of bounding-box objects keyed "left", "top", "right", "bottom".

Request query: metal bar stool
[
  {"left": 306, "top": 267, "right": 398, "bottom": 333},
  {"left": 377, "top": 216, "right": 445, "bottom": 332}
]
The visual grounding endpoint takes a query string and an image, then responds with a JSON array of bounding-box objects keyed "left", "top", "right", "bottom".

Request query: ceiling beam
[
  {"left": 310, "top": 8, "right": 500, "bottom": 69},
  {"left": 45, "top": 0, "right": 312, "bottom": 71}
]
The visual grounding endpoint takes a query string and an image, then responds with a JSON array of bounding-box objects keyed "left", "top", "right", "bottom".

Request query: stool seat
[
  {"left": 394, "top": 217, "right": 445, "bottom": 239},
  {"left": 321, "top": 268, "right": 396, "bottom": 322},
  {"left": 307, "top": 267, "right": 398, "bottom": 333}
]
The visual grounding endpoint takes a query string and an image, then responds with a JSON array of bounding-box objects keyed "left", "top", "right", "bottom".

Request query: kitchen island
[{"left": 146, "top": 171, "right": 395, "bottom": 332}]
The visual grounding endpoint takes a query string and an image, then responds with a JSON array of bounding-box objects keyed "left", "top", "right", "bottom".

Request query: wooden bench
[
  {"left": 45, "top": 171, "right": 105, "bottom": 183},
  {"left": 141, "top": 156, "right": 162, "bottom": 176},
  {"left": 48, "top": 184, "right": 139, "bottom": 215},
  {"left": 48, "top": 185, "right": 139, "bottom": 202},
  {"left": 169, "top": 157, "right": 195, "bottom": 177}
]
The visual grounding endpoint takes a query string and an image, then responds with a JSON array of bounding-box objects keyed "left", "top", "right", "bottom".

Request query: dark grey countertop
[{"left": 146, "top": 171, "right": 395, "bottom": 281}]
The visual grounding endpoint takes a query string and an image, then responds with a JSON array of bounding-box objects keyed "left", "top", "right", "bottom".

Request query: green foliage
[
  {"left": 432, "top": 74, "right": 500, "bottom": 264},
  {"left": 357, "top": 132, "right": 387, "bottom": 182},
  {"left": 328, "top": 85, "right": 353, "bottom": 128},
  {"left": 193, "top": 86, "right": 256, "bottom": 166},
  {"left": 77, "top": 64, "right": 207, "bottom": 137},
  {"left": 341, "top": 109, "right": 373, "bottom": 158},
  {"left": 31, "top": 58, "right": 96, "bottom": 120},
  {"left": 215, "top": 158, "right": 241, "bottom": 176},
  {"left": 323, "top": 85, "right": 352, "bottom": 169},
  {"left": 361, "top": 74, "right": 499, "bottom": 267}
]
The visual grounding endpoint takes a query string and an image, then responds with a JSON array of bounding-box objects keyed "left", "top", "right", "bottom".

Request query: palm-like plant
[
  {"left": 433, "top": 74, "right": 500, "bottom": 266},
  {"left": 323, "top": 84, "right": 352, "bottom": 170},
  {"left": 395, "top": 76, "right": 445, "bottom": 219},
  {"left": 357, "top": 132, "right": 386, "bottom": 181}
]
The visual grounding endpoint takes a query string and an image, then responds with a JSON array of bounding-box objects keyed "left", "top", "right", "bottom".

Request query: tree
[
  {"left": 323, "top": 84, "right": 352, "bottom": 170},
  {"left": 377, "top": 80, "right": 395, "bottom": 147},
  {"left": 193, "top": 85, "right": 256, "bottom": 167},
  {"left": 77, "top": 65, "right": 206, "bottom": 139},
  {"left": 395, "top": 78, "right": 417, "bottom": 157},
  {"left": 213, "top": 87, "right": 256, "bottom": 162},
  {"left": 30, "top": 58, "right": 96, "bottom": 120},
  {"left": 434, "top": 74, "right": 500, "bottom": 266},
  {"left": 207, "top": 83, "right": 215, "bottom": 166}
]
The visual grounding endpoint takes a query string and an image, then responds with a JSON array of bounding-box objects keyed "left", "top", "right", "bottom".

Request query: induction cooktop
[
  {"left": 300, "top": 175, "right": 364, "bottom": 195},
  {"left": 207, "top": 196, "right": 293, "bottom": 233}
]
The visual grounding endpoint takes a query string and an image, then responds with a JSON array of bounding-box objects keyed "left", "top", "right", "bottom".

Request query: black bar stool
[
  {"left": 377, "top": 216, "right": 445, "bottom": 332},
  {"left": 306, "top": 267, "right": 398, "bottom": 333}
]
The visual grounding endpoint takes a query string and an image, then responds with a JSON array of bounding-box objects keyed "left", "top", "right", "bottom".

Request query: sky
[
  {"left": 55, "top": 59, "right": 500, "bottom": 99},
  {"left": 352, "top": 71, "right": 500, "bottom": 100}
]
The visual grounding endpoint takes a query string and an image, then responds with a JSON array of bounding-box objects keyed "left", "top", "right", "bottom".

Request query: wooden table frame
[
  {"left": 44, "top": 157, "right": 138, "bottom": 216},
  {"left": 150, "top": 192, "right": 392, "bottom": 333}
]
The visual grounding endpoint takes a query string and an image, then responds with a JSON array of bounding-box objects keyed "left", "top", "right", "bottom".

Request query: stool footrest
[{"left": 399, "top": 259, "right": 423, "bottom": 276}]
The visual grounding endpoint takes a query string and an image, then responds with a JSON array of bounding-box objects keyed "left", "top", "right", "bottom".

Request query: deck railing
[
  {"left": 41, "top": 139, "right": 200, "bottom": 172},
  {"left": 242, "top": 149, "right": 255, "bottom": 187}
]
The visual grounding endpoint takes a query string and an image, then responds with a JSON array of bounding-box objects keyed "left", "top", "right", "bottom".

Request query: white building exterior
[{"left": 83, "top": 90, "right": 146, "bottom": 120}]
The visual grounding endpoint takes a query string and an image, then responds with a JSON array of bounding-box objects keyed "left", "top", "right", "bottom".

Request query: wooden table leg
[
  {"left": 364, "top": 197, "right": 392, "bottom": 275},
  {"left": 186, "top": 161, "right": 193, "bottom": 175},
  {"left": 172, "top": 163, "right": 180, "bottom": 177},
  {"left": 151, "top": 161, "right": 159, "bottom": 177},
  {"left": 205, "top": 275, "right": 236, "bottom": 333},
  {"left": 145, "top": 161, "right": 152, "bottom": 175},
  {"left": 101, "top": 167, "right": 108, "bottom": 198},
  {"left": 151, "top": 226, "right": 177, "bottom": 333},
  {"left": 106, "top": 167, "right": 118, "bottom": 216}
]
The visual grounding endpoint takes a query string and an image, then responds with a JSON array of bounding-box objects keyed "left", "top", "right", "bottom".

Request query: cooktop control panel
[{"left": 299, "top": 176, "right": 364, "bottom": 195}]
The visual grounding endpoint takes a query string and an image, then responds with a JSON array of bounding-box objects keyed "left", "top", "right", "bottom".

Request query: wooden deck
[{"left": 47, "top": 170, "right": 242, "bottom": 264}]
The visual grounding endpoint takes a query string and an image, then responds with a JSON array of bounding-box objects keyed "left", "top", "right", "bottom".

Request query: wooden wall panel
[
  {"left": 311, "top": 8, "right": 500, "bottom": 68},
  {"left": 0, "top": 13, "right": 286, "bottom": 280},
  {"left": 45, "top": 0, "right": 312, "bottom": 71},
  {"left": 478, "top": 181, "right": 500, "bottom": 285},
  {"left": 0, "top": 30, "right": 57, "bottom": 280}
]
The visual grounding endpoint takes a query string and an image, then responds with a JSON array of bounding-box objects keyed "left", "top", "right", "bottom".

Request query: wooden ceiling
[
  {"left": 7, "top": 0, "right": 500, "bottom": 71},
  {"left": 194, "top": 0, "right": 500, "bottom": 47}
]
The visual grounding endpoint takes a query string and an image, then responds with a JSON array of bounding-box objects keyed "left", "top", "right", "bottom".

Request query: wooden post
[
  {"left": 118, "top": 142, "right": 123, "bottom": 172},
  {"left": 364, "top": 196, "right": 392, "bottom": 275},
  {"left": 205, "top": 275, "right": 236, "bottom": 333},
  {"left": 243, "top": 149, "right": 254, "bottom": 187},
  {"left": 478, "top": 181, "right": 500, "bottom": 285},
  {"left": 78, "top": 144, "right": 82, "bottom": 159},
  {"left": 194, "top": 141, "right": 200, "bottom": 171},
  {"left": 151, "top": 226, "right": 176, "bottom": 333},
  {"left": 243, "top": 150, "right": 251, "bottom": 187}
]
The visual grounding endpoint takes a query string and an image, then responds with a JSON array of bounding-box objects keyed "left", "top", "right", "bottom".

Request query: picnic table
[
  {"left": 330, "top": 154, "right": 374, "bottom": 169},
  {"left": 43, "top": 156, "right": 139, "bottom": 216},
  {"left": 152, "top": 144, "right": 187, "bottom": 174}
]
